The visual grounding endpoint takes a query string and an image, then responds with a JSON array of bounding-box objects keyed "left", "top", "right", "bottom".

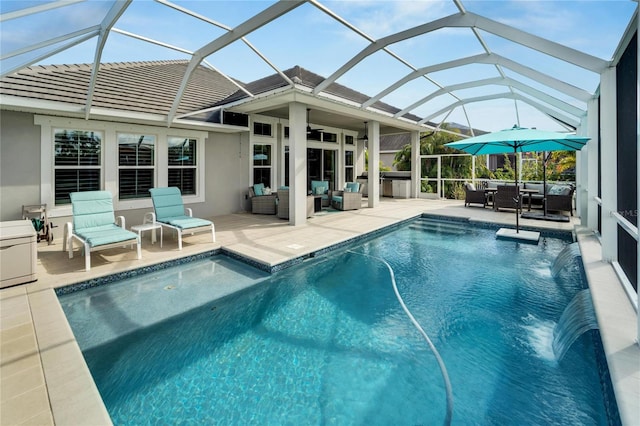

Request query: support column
[
  {"left": 288, "top": 102, "right": 307, "bottom": 225},
  {"left": 586, "top": 97, "right": 599, "bottom": 231},
  {"left": 367, "top": 121, "right": 380, "bottom": 208},
  {"left": 410, "top": 130, "right": 420, "bottom": 198},
  {"left": 599, "top": 67, "right": 617, "bottom": 262}
]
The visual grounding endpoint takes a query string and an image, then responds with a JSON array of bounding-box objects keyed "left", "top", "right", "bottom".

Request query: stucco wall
[
  {"left": 200, "top": 130, "right": 250, "bottom": 217},
  {"left": 0, "top": 110, "right": 251, "bottom": 229},
  {"left": 0, "top": 110, "right": 41, "bottom": 221}
]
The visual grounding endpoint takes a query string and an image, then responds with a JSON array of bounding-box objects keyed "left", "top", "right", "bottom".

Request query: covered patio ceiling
[{"left": 1, "top": 0, "right": 637, "bottom": 135}]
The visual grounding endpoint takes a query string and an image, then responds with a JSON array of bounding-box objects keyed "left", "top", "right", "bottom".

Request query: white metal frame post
[
  {"left": 599, "top": 68, "right": 617, "bottom": 262},
  {"left": 586, "top": 98, "right": 600, "bottom": 230},
  {"left": 289, "top": 102, "right": 307, "bottom": 225},
  {"left": 576, "top": 116, "right": 587, "bottom": 220},
  {"left": 636, "top": 13, "right": 639, "bottom": 345},
  {"left": 410, "top": 130, "right": 420, "bottom": 198},
  {"left": 367, "top": 121, "right": 380, "bottom": 207}
]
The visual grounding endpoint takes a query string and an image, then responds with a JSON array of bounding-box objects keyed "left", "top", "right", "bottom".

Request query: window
[
  {"left": 253, "top": 122, "right": 272, "bottom": 136},
  {"left": 54, "top": 129, "right": 102, "bottom": 205},
  {"left": 253, "top": 144, "right": 272, "bottom": 187},
  {"left": 322, "top": 132, "right": 337, "bottom": 143},
  {"left": 168, "top": 137, "right": 197, "bottom": 195},
  {"left": 307, "top": 129, "right": 322, "bottom": 141},
  {"left": 345, "top": 150, "right": 354, "bottom": 182},
  {"left": 118, "top": 133, "right": 155, "bottom": 200},
  {"left": 345, "top": 135, "right": 354, "bottom": 145},
  {"left": 39, "top": 116, "right": 208, "bottom": 213}
]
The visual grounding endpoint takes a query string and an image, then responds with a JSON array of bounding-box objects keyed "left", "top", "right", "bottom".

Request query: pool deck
[{"left": 1, "top": 198, "right": 637, "bottom": 425}]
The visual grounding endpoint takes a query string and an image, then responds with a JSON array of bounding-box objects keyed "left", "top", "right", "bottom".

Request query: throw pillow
[
  {"left": 465, "top": 183, "right": 476, "bottom": 191},
  {"left": 264, "top": 187, "right": 272, "bottom": 195},
  {"left": 346, "top": 182, "right": 360, "bottom": 193},
  {"left": 253, "top": 183, "right": 265, "bottom": 196},
  {"left": 548, "top": 185, "right": 570, "bottom": 196},
  {"left": 314, "top": 186, "right": 326, "bottom": 195}
]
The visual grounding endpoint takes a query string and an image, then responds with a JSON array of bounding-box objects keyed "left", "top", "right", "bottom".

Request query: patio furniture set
[
  {"left": 249, "top": 180, "right": 364, "bottom": 219},
  {"left": 464, "top": 182, "right": 574, "bottom": 216},
  {"left": 64, "top": 187, "right": 215, "bottom": 271}
]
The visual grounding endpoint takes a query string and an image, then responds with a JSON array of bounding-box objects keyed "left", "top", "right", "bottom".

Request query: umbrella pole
[
  {"left": 514, "top": 147, "right": 519, "bottom": 233},
  {"left": 543, "top": 151, "right": 549, "bottom": 216}
]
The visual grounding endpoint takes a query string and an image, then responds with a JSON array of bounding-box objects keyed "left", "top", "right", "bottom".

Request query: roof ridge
[{"left": 21, "top": 59, "right": 191, "bottom": 74}]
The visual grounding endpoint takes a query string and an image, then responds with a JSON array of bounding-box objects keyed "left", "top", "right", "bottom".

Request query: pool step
[{"left": 409, "top": 219, "right": 467, "bottom": 235}]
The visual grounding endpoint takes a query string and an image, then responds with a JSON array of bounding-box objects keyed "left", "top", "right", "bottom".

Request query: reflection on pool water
[{"left": 59, "top": 218, "right": 619, "bottom": 425}]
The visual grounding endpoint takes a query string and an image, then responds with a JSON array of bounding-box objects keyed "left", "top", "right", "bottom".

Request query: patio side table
[{"left": 131, "top": 222, "right": 163, "bottom": 248}]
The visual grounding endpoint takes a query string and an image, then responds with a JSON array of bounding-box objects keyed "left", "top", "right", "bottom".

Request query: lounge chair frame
[
  {"left": 63, "top": 191, "right": 141, "bottom": 271},
  {"left": 149, "top": 187, "right": 215, "bottom": 250}
]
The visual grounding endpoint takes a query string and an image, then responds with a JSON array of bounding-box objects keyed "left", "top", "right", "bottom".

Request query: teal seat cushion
[
  {"left": 332, "top": 195, "right": 343, "bottom": 204},
  {"left": 74, "top": 224, "right": 137, "bottom": 248},
  {"left": 149, "top": 187, "right": 188, "bottom": 220},
  {"left": 163, "top": 216, "right": 212, "bottom": 230},
  {"left": 70, "top": 191, "right": 117, "bottom": 231}
]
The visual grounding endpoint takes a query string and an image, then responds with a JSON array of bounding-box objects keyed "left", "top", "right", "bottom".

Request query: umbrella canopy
[
  {"left": 444, "top": 126, "right": 590, "bottom": 155},
  {"left": 445, "top": 126, "right": 590, "bottom": 233}
]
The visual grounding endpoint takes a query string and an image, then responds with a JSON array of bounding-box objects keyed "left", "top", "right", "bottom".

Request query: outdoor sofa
[{"left": 521, "top": 182, "right": 575, "bottom": 215}]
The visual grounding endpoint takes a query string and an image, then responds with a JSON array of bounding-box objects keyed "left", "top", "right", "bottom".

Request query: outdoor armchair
[
  {"left": 249, "top": 183, "right": 277, "bottom": 214},
  {"left": 310, "top": 180, "right": 330, "bottom": 207},
  {"left": 148, "top": 187, "right": 215, "bottom": 250},
  {"left": 493, "top": 185, "right": 522, "bottom": 212},
  {"left": 463, "top": 183, "right": 487, "bottom": 208},
  {"left": 331, "top": 182, "right": 363, "bottom": 211},
  {"left": 63, "top": 191, "right": 141, "bottom": 271},
  {"left": 546, "top": 184, "right": 574, "bottom": 216}
]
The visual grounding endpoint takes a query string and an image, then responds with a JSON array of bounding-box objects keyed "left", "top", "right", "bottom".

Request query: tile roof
[
  {"left": 0, "top": 60, "right": 240, "bottom": 116},
  {"left": 1, "top": 61, "right": 427, "bottom": 126},
  {"left": 218, "top": 65, "right": 424, "bottom": 122}
]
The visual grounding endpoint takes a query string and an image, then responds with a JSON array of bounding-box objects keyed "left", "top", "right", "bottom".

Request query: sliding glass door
[
  {"left": 285, "top": 147, "right": 337, "bottom": 191},
  {"left": 308, "top": 148, "right": 336, "bottom": 190}
]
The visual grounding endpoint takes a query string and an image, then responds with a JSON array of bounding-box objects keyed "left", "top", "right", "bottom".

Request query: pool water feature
[{"left": 59, "top": 218, "right": 618, "bottom": 425}]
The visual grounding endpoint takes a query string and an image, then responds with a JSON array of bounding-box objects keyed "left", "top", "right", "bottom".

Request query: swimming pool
[{"left": 59, "top": 218, "right": 618, "bottom": 425}]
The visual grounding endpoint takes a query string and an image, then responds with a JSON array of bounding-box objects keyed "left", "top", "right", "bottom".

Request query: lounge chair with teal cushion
[
  {"left": 149, "top": 187, "right": 215, "bottom": 250},
  {"left": 63, "top": 191, "right": 141, "bottom": 271}
]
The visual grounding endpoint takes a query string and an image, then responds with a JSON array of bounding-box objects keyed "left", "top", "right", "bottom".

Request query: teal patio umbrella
[{"left": 445, "top": 126, "right": 590, "bottom": 233}]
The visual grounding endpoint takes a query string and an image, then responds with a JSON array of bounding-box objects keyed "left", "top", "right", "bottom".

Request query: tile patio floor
[{"left": 1, "top": 198, "right": 637, "bottom": 425}]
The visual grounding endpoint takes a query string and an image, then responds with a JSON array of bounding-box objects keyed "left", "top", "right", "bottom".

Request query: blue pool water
[{"left": 59, "top": 218, "right": 616, "bottom": 425}]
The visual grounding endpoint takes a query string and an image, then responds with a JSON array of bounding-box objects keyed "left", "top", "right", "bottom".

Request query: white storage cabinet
[{"left": 0, "top": 220, "right": 37, "bottom": 288}]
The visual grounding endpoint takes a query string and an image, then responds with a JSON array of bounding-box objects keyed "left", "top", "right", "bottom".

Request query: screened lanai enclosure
[{"left": 0, "top": 0, "right": 638, "bottom": 423}]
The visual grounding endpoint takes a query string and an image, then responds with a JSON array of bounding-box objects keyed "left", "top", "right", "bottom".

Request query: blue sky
[{"left": 1, "top": 0, "right": 636, "bottom": 132}]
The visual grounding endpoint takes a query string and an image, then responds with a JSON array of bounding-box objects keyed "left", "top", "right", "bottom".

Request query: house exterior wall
[
  {"left": 0, "top": 110, "right": 43, "bottom": 220},
  {"left": 203, "top": 130, "right": 251, "bottom": 216},
  {"left": 0, "top": 110, "right": 251, "bottom": 228}
]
